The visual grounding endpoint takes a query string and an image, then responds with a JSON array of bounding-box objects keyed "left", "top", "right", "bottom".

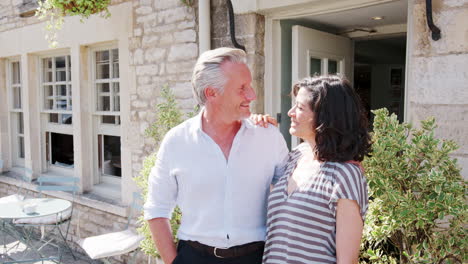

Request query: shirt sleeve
[
  {"left": 143, "top": 135, "right": 178, "bottom": 220},
  {"left": 272, "top": 130, "right": 290, "bottom": 185},
  {"left": 328, "top": 163, "right": 369, "bottom": 221}
]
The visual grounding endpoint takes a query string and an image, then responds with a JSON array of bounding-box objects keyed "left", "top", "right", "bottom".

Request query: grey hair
[{"left": 191, "top": 47, "right": 247, "bottom": 105}]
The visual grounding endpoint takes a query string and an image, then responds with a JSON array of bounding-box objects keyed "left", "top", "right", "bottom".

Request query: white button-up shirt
[{"left": 144, "top": 111, "right": 288, "bottom": 248}]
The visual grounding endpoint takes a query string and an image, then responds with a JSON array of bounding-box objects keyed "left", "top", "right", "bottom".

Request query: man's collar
[{"left": 193, "top": 108, "right": 254, "bottom": 134}]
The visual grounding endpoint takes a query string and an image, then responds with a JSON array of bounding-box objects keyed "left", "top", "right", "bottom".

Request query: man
[{"left": 144, "top": 47, "right": 288, "bottom": 264}]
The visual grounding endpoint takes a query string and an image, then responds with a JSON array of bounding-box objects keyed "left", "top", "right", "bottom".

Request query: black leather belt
[{"left": 183, "top": 240, "right": 265, "bottom": 258}]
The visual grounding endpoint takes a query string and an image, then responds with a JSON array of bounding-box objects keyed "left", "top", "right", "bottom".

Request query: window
[
  {"left": 93, "top": 48, "right": 121, "bottom": 179},
  {"left": 41, "top": 54, "right": 74, "bottom": 170},
  {"left": 9, "top": 61, "right": 25, "bottom": 164},
  {"left": 42, "top": 55, "right": 72, "bottom": 125},
  {"left": 46, "top": 132, "right": 74, "bottom": 167}
]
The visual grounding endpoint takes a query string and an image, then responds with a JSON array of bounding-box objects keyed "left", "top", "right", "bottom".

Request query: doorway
[{"left": 269, "top": 0, "right": 408, "bottom": 148}]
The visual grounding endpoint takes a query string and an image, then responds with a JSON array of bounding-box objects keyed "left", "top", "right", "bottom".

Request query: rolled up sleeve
[{"left": 143, "top": 138, "right": 177, "bottom": 220}]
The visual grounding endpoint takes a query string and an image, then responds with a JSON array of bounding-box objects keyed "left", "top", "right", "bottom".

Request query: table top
[{"left": 0, "top": 198, "right": 71, "bottom": 219}]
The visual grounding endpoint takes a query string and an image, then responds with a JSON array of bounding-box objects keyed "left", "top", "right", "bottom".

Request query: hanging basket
[{"left": 55, "top": 0, "right": 110, "bottom": 17}]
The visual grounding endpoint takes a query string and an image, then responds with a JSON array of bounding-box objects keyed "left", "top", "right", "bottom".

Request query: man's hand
[
  {"left": 250, "top": 114, "right": 278, "bottom": 128},
  {"left": 148, "top": 218, "right": 177, "bottom": 264}
]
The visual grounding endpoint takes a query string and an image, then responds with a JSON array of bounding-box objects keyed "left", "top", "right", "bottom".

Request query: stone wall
[
  {"left": 128, "top": 0, "right": 199, "bottom": 177},
  {"left": 211, "top": 0, "right": 265, "bottom": 113},
  {"left": 407, "top": 0, "right": 468, "bottom": 179}
]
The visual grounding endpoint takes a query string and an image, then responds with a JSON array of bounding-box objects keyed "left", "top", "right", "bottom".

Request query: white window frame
[
  {"left": 39, "top": 52, "right": 74, "bottom": 175},
  {"left": 90, "top": 44, "right": 121, "bottom": 186},
  {"left": 40, "top": 55, "right": 73, "bottom": 125},
  {"left": 7, "top": 59, "right": 25, "bottom": 167}
]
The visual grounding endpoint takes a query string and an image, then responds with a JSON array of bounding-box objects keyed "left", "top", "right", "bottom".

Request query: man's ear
[{"left": 204, "top": 86, "right": 217, "bottom": 101}]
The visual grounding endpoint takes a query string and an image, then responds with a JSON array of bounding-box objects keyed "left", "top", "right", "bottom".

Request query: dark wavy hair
[{"left": 292, "top": 75, "right": 371, "bottom": 162}]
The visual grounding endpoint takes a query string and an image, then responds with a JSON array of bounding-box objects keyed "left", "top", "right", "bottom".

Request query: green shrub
[
  {"left": 360, "top": 108, "right": 467, "bottom": 264},
  {"left": 133, "top": 84, "right": 197, "bottom": 258}
]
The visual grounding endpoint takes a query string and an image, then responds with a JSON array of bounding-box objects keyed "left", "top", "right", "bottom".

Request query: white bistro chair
[{"left": 78, "top": 192, "right": 144, "bottom": 264}]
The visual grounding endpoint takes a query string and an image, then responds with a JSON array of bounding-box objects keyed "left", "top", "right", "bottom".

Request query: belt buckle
[{"left": 213, "top": 247, "right": 225, "bottom": 258}]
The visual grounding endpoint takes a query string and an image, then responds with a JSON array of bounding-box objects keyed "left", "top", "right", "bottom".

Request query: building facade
[{"left": 0, "top": 0, "right": 466, "bottom": 262}]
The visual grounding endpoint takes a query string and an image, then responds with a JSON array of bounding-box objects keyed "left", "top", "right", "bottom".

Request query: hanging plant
[
  {"left": 180, "top": 0, "right": 194, "bottom": 8},
  {"left": 36, "top": 0, "right": 111, "bottom": 48}
]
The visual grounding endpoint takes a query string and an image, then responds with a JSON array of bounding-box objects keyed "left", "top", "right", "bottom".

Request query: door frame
[{"left": 264, "top": 0, "right": 413, "bottom": 129}]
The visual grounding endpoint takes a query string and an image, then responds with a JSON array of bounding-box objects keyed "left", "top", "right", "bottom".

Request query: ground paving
[{"left": 0, "top": 232, "right": 98, "bottom": 264}]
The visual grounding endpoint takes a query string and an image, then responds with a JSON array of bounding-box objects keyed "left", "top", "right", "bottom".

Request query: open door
[{"left": 290, "top": 25, "right": 353, "bottom": 147}]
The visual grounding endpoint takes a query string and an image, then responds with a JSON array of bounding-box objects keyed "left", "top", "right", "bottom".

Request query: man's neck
[{"left": 201, "top": 109, "right": 242, "bottom": 160}]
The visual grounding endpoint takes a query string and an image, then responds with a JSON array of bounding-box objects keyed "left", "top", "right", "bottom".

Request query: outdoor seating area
[{"left": 0, "top": 161, "right": 145, "bottom": 263}]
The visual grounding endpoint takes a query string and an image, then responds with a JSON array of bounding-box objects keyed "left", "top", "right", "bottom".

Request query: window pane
[
  {"left": 55, "top": 56, "right": 67, "bottom": 81},
  {"left": 98, "top": 96, "right": 110, "bottom": 111},
  {"left": 61, "top": 114, "right": 72, "bottom": 125},
  {"left": 57, "top": 84, "right": 67, "bottom": 96},
  {"left": 18, "top": 112, "right": 24, "bottom": 134},
  {"left": 19, "top": 136, "right": 25, "bottom": 159},
  {"left": 13, "top": 87, "right": 22, "bottom": 109},
  {"left": 67, "top": 56, "right": 71, "bottom": 81},
  {"left": 328, "top": 60, "right": 338, "bottom": 74},
  {"left": 98, "top": 83, "right": 110, "bottom": 93},
  {"left": 113, "top": 83, "right": 120, "bottom": 111},
  {"left": 101, "top": 135, "right": 121, "bottom": 177},
  {"left": 45, "top": 85, "right": 53, "bottom": 96},
  {"left": 12, "top": 62, "right": 21, "bottom": 84},
  {"left": 112, "top": 49, "right": 119, "bottom": 78},
  {"left": 50, "top": 132, "right": 74, "bottom": 167},
  {"left": 56, "top": 98, "right": 67, "bottom": 110},
  {"left": 49, "top": 113, "right": 58, "bottom": 123},
  {"left": 310, "top": 58, "right": 321, "bottom": 76},
  {"left": 102, "top": 115, "right": 116, "bottom": 124},
  {"left": 96, "top": 51, "right": 110, "bottom": 79},
  {"left": 43, "top": 58, "right": 53, "bottom": 82},
  {"left": 45, "top": 99, "right": 54, "bottom": 110}
]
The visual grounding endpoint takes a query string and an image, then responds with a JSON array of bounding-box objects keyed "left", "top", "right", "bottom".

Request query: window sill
[{"left": 0, "top": 171, "right": 128, "bottom": 217}]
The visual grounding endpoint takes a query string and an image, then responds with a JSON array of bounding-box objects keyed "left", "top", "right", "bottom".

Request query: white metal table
[{"left": 0, "top": 198, "right": 72, "bottom": 263}]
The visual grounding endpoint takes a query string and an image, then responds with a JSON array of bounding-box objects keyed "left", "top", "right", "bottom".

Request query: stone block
[
  {"left": 135, "top": 64, "right": 158, "bottom": 76},
  {"left": 172, "top": 82, "right": 192, "bottom": 99},
  {"left": 177, "top": 20, "right": 196, "bottom": 30},
  {"left": 137, "top": 84, "right": 156, "bottom": 98},
  {"left": 138, "top": 75, "right": 152, "bottom": 85},
  {"left": 174, "top": 29, "right": 197, "bottom": 43},
  {"left": 136, "top": 13, "right": 157, "bottom": 24},
  {"left": 133, "top": 49, "right": 144, "bottom": 65},
  {"left": 145, "top": 47, "right": 166, "bottom": 63},
  {"left": 152, "top": 23, "right": 177, "bottom": 34},
  {"left": 407, "top": 54, "right": 468, "bottom": 104},
  {"left": 132, "top": 100, "right": 149, "bottom": 109},
  {"left": 407, "top": 103, "right": 468, "bottom": 154},
  {"left": 142, "top": 35, "right": 159, "bottom": 48},
  {"left": 134, "top": 28, "right": 143, "bottom": 37},
  {"left": 135, "top": 6, "right": 153, "bottom": 15},
  {"left": 158, "top": 34, "right": 174, "bottom": 46},
  {"left": 166, "top": 61, "right": 195, "bottom": 74},
  {"left": 139, "top": 0, "right": 152, "bottom": 6},
  {"left": 454, "top": 155, "right": 468, "bottom": 180},
  {"left": 157, "top": 7, "right": 191, "bottom": 24},
  {"left": 154, "top": 0, "right": 181, "bottom": 10},
  {"left": 168, "top": 43, "right": 198, "bottom": 61}
]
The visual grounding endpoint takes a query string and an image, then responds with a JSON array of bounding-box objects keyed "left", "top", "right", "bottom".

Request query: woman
[{"left": 262, "top": 75, "right": 371, "bottom": 264}]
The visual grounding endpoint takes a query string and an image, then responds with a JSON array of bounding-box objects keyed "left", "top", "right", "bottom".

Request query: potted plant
[{"left": 36, "top": 0, "right": 111, "bottom": 47}]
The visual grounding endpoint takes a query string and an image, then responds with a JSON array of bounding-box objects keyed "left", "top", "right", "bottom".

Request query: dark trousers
[{"left": 172, "top": 240, "right": 264, "bottom": 264}]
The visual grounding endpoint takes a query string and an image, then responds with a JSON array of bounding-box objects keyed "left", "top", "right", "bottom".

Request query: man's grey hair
[{"left": 191, "top": 47, "right": 247, "bottom": 105}]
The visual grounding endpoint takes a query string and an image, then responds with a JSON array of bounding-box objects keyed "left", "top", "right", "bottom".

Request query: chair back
[
  {"left": 125, "top": 192, "right": 143, "bottom": 229},
  {"left": 37, "top": 176, "right": 79, "bottom": 196}
]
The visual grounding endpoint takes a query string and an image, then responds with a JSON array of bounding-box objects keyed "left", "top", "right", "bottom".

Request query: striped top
[{"left": 263, "top": 143, "right": 368, "bottom": 264}]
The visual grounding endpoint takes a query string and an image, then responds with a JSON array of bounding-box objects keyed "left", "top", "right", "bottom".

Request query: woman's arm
[{"left": 336, "top": 199, "right": 364, "bottom": 264}]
